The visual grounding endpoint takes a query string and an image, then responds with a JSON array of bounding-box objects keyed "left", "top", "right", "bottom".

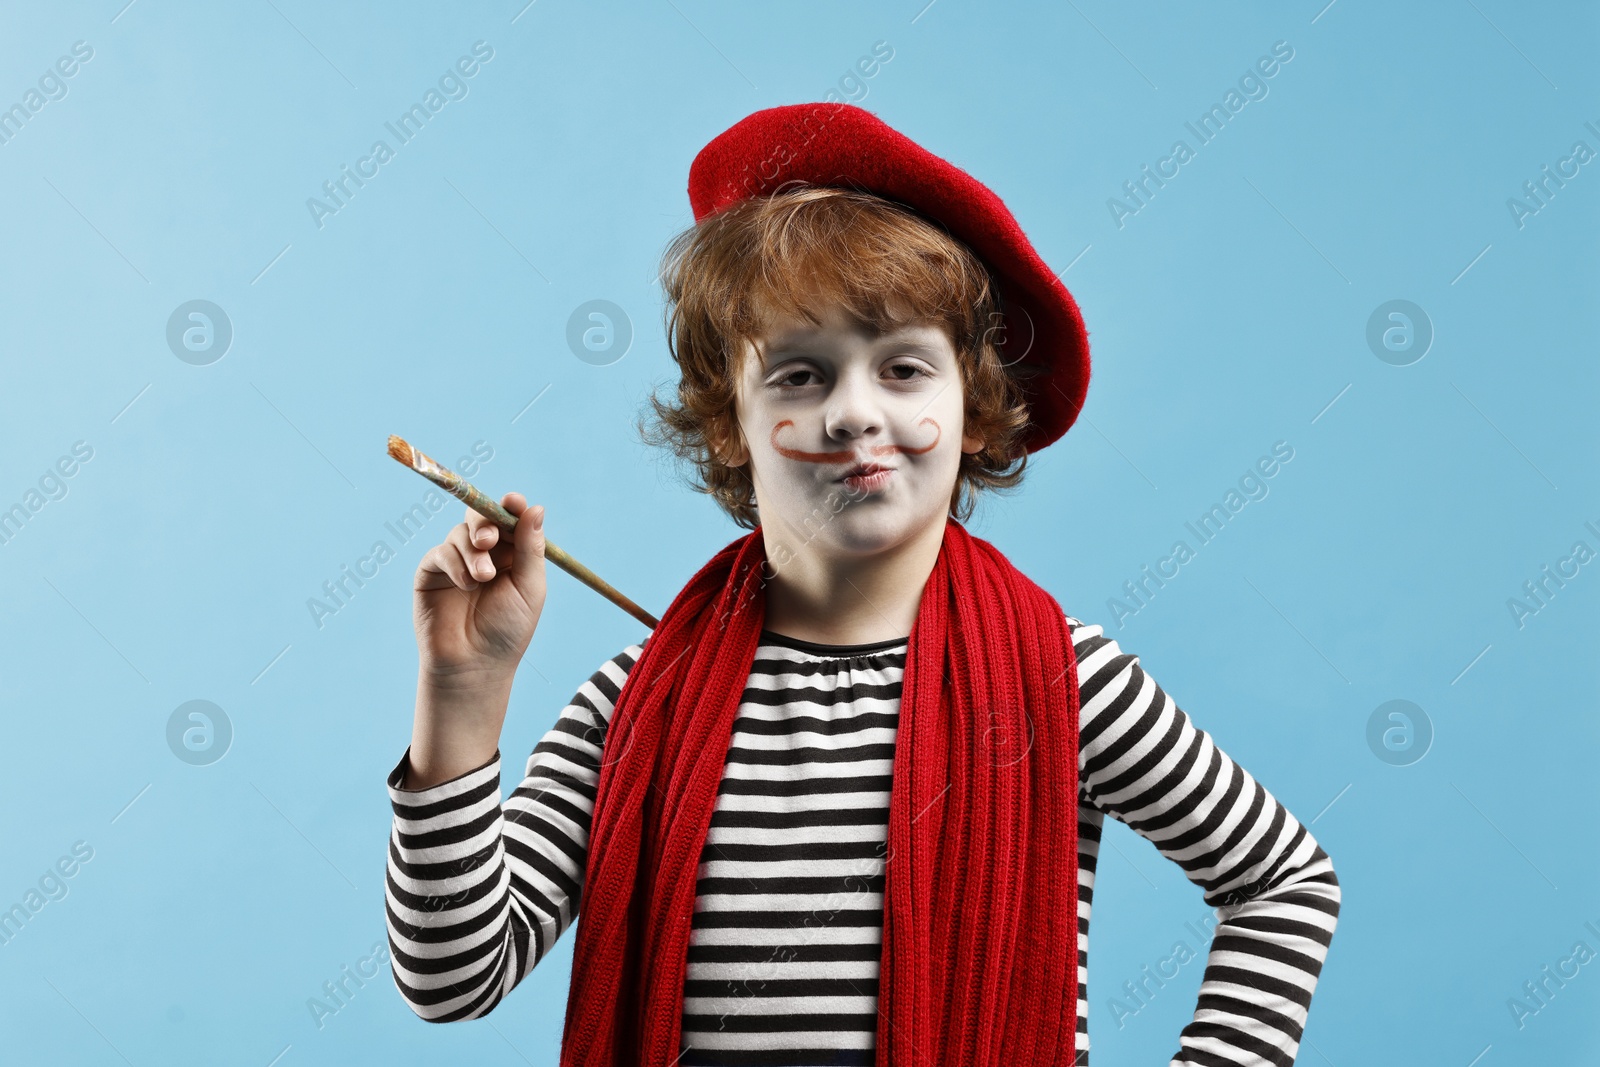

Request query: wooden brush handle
[{"left": 389, "top": 435, "right": 659, "bottom": 629}]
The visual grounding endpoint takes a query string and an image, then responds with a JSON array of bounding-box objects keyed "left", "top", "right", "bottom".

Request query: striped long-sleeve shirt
[{"left": 385, "top": 615, "right": 1341, "bottom": 1065}]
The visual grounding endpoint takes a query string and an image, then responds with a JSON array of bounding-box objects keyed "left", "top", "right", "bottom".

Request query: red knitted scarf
[{"left": 558, "top": 518, "right": 1080, "bottom": 1064}]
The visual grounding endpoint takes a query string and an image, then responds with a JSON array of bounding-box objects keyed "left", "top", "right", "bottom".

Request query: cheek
[{"left": 895, "top": 415, "right": 945, "bottom": 457}]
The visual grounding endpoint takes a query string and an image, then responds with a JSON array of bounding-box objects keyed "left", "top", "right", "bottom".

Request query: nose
[{"left": 823, "top": 363, "right": 885, "bottom": 446}]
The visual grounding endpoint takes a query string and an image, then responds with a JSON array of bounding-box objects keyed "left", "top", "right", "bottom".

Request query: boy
[{"left": 385, "top": 104, "right": 1340, "bottom": 1065}]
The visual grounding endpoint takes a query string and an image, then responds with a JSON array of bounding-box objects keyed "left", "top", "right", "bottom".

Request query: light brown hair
[{"left": 637, "top": 184, "right": 1032, "bottom": 529}]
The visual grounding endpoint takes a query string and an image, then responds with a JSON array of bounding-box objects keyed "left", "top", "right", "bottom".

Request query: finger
[
  {"left": 445, "top": 522, "right": 497, "bottom": 582},
  {"left": 463, "top": 492, "right": 523, "bottom": 551},
  {"left": 486, "top": 534, "right": 518, "bottom": 572},
  {"left": 464, "top": 506, "right": 499, "bottom": 550},
  {"left": 418, "top": 543, "right": 481, "bottom": 592},
  {"left": 470, "top": 495, "right": 528, "bottom": 575},
  {"left": 505, "top": 497, "right": 546, "bottom": 604}
]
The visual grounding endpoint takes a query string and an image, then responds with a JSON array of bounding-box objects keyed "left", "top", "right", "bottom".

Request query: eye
[
  {"left": 887, "top": 362, "right": 931, "bottom": 381},
  {"left": 773, "top": 368, "right": 819, "bottom": 388},
  {"left": 768, "top": 362, "right": 931, "bottom": 389}
]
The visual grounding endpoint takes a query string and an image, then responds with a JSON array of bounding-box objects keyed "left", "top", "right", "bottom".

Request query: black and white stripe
[{"left": 384, "top": 615, "right": 1340, "bottom": 1065}]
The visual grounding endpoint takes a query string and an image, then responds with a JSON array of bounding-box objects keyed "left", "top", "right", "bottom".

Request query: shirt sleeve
[
  {"left": 1067, "top": 616, "right": 1341, "bottom": 1067},
  {"left": 383, "top": 640, "right": 644, "bottom": 1021}
]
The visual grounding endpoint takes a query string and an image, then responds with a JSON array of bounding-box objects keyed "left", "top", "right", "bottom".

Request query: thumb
[{"left": 506, "top": 495, "right": 547, "bottom": 606}]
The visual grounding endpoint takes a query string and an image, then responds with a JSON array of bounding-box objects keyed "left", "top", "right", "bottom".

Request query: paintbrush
[{"left": 387, "top": 435, "right": 659, "bottom": 629}]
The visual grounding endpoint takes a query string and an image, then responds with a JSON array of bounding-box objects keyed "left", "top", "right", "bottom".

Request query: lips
[{"left": 836, "top": 461, "right": 894, "bottom": 482}]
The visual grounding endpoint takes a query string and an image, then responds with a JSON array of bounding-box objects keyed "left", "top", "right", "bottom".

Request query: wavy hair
[{"left": 637, "top": 184, "right": 1033, "bottom": 529}]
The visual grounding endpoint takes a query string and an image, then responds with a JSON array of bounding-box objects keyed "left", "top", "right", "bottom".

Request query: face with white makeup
[{"left": 709, "top": 301, "right": 987, "bottom": 643}]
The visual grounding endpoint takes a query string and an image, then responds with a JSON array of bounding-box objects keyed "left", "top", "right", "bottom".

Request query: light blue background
[{"left": 1, "top": 1, "right": 1595, "bottom": 1064}]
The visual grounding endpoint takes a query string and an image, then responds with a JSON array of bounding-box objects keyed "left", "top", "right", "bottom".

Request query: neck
[{"left": 758, "top": 515, "right": 948, "bottom": 645}]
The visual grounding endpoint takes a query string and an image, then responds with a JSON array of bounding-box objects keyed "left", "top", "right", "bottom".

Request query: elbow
[
  {"left": 391, "top": 960, "right": 502, "bottom": 1024},
  {"left": 1266, "top": 842, "right": 1342, "bottom": 933},
  {"left": 1316, "top": 851, "right": 1342, "bottom": 935},
  {"left": 403, "top": 998, "right": 502, "bottom": 1026}
]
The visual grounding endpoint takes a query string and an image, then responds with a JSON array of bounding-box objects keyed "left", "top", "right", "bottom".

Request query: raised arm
[
  {"left": 384, "top": 641, "right": 644, "bottom": 1021},
  {"left": 1067, "top": 616, "right": 1341, "bottom": 1066}
]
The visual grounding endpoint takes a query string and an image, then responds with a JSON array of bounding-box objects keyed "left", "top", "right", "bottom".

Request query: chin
[{"left": 812, "top": 501, "right": 939, "bottom": 554}]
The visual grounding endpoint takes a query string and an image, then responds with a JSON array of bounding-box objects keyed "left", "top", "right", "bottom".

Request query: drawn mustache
[{"left": 769, "top": 418, "right": 941, "bottom": 462}]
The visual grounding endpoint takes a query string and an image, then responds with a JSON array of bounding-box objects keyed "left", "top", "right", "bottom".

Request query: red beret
[{"left": 686, "top": 102, "right": 1091, "bottom": 454}]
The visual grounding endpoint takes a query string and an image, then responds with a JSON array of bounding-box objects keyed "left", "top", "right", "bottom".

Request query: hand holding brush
[{"left": 387, "top": 435, "right": 657, "bottom": 790}]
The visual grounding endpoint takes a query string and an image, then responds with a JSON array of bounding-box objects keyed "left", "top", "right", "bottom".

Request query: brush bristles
[{"left": 387, "top": 435, "right": 414, "bottom": 467}]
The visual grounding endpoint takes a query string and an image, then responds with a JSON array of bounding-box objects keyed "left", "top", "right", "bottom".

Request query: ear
[
  {"left": 711, "top": 416, "right": 750, "bottom": 468},
  {"left": 960, "top": 424, "right": 986, "bottom": 456}
]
